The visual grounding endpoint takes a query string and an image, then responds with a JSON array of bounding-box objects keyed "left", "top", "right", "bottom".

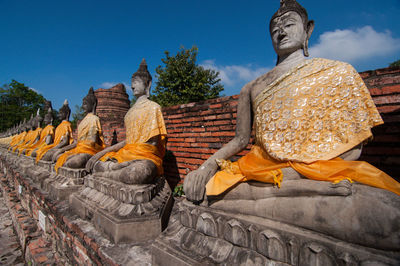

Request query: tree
[
  {"left": 389, "top": 59, "right": 400, "bottom": 67},
  {"left": 0, "top": 80, "right": 47, "bottom": 132},
  {"left": 151, "top": 46, "right": 224, "bottom": 107}
]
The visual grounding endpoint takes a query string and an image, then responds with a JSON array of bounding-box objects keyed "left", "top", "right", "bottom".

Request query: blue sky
[{"left": 1, "top": 0, "right": 399, "bottom": 113}]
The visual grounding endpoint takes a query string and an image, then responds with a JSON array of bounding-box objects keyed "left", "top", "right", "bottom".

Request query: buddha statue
[
  {"left": 70, "top": 59, "right": 172, "bottom": 244},
  {"left": 183, "top": 0, "right": 400, "bottom": 252},
  {"left": 10, "top": 117, "right": 33, "bottom": 152},
  {"left": 18, "top": 109, "right": 43, "bottom": 155},
  {"left": 28, "top": 107, "right": 55, "bottom": 157},
  {"left": 35, "top": 100, "right": 73, "bottom": 162},
  {"left": 53, "top": 87, "right": 105, "bottom": 171},
  {"left": 85, "top": 59, "right": 167, "bottom": 184}
]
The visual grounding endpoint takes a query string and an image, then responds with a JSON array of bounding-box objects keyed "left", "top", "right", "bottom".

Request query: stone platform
[
  {"left": 44, "top": 167, "right": 87, "bottom": 201},
  {"left": 152, "top": 200, "right": 400, "bottom": 266},
  {"left": 70, "top": 174, "right": 173, "bottom": 244}
]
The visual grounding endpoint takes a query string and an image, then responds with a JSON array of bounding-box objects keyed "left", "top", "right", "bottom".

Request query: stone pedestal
[
  {"left": 70, "top": 175, "right": 173, "bottom": 244},
  {"left": 152, "top": 200, "right": 400, "bottom": 266},
  {"left": 44, "top": 167, "right": 87, "bottom": 200}
]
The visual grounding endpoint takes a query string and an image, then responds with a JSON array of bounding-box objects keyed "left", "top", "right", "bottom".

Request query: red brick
[
  {"left": 382, "top": 84, "right": 400, "bottom": 94},
  {"left": 368, "top": 87, "right": 382, "bottom": 96},
  {"left": 376, "top": 67, "right": 400, "bottom": 75},
  {"left": 373, "top": 95, "right": 400, "bottom": 105},
  {"left": 211, "top": 131, "right": 235, "bottom": 137}
]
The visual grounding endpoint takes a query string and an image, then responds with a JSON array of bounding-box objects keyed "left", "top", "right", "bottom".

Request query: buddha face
[
  {"left": 270, "top": 11, "right": 307, "bottom": 57},
  {"left": 82, "top": 98, "right": 93, "bottom": 113},
  {"left": 132, "top": 77, "right": 148, "bottom": 98}
]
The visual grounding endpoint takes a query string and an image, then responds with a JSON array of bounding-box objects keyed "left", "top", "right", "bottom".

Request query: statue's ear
[
  {"left": 306, "top": 20, "right": 315, "bottom": 40},
  {"left": 146, "top": 81, "right": 152, "bottom": 97}
]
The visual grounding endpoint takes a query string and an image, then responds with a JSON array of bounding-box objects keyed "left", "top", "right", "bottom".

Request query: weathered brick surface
[{"left": 73, "top": 66, "right": 400, "bottom": 185}]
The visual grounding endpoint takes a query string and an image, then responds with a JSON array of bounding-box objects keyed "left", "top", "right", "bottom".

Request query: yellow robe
[
  {"left": 9, "top": 132, "right": 27, "bottom": 151},
  {"left": 13, "top": 130, "right": 38, "bottom": 152},
  {"left": 35, "top": 121, "right": 73, "bottom": 162},
  {"left": 55, "top": 113, "right": 105, "bottom": 172},
  {"left": 25, "top": 125, "right": 55, "bottom": 156},
  {"left": 17, "top": 127, "right": 42, "bottom": 155},
  {"left": 206, "top": 58, "right": 400, "bottom": 196},
  {"left": 100, "top": 99, "right": 167, "bottom": 175}
]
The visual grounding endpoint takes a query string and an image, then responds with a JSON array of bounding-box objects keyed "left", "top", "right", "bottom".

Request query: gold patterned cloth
[
  {"left": 36, "top": 121, "right": 73, "bottom": 162},
  {"left": 55, "top": 113, "right": 105, "bottom": 172},
  {"left": 100, "top": 99, "right": 167, "bottom": 175},
  {"left": 17, "top": 127, "right": 42, "bottom": 155},
  {"left": 206, "top": 58, "right": 400, "bottom": 196},
  {"left": 25, "top": 125, "right": 55, "bottom": 156}
]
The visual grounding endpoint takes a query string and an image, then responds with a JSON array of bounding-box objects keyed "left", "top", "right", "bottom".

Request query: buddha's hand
[
  {"left": 85, "top": 153, "right": 102, "bottom": 173},
  {"left": 184, "top": 167, "right": 214, "bottom": 203}
]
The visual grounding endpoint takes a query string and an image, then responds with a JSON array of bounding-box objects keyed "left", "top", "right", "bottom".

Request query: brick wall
[{"left": 82, "top": 66, "right": 400, "bottom": 185}]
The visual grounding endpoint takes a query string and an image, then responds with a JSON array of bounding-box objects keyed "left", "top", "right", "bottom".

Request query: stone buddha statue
[
  {"left": 53, "top": 87, "right": 105, "bottom": 171},
  {"left": 35, "top": 100, "right": 73, "bottom": 162},
  {"left": 26, "top": 106, "right": 55, "bottom": 157},
  {"left": 85, "top": 59, "right": 167, "bottom": 184},
  {"left": 18, "top": 109, "right": 43, "bottom": 155},
  {"left": 183, "top": 0, "right": 400, "bottom": 251},
  {"left": 11, "top": 115, "right": 35, "bottom": 153}
]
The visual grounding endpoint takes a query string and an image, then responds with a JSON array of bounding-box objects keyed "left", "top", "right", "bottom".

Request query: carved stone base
[
  {"left": 152, "top": 200, "right": 400, "bottom": 266},
  {"left": 44, "top": 167, "right": 87, "bottom": 200},
  {"left": 70, "top": 175, "right": 173, "bottom": 244}
]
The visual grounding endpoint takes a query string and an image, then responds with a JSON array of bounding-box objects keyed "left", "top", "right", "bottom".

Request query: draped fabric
[
  {"left": 35, "top": 121, "right": 73, "bottom": 162},
  {"left": 25, "top": 125, "right": 55, "bottom": 156},
  {"left": 206, "top": 58, "right": 399, "bottom": 196},
  {"left": 13, "top": 129, "right": 40, "bottom": 153},
  {"left": 100, "top": 99, "right": 167, "bottom": 175},
  {"left": 206, "top": 145, "right": 400, "bottom": 196},
  {"left": 55, "top": 113, "right": 105, "bottom": 172},
  {"left": 17, "top": 127, "right": 42, "bottom": 155},
  {"left": 8, "top": 132, "right": 27, "bottom": 151}
]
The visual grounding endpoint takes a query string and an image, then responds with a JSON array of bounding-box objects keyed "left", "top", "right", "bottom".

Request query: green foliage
[
  {"left": 71, "top": 104, "right": 86, "bottom": 129},
  {"left": 389, "top": 59, "right": 400, "bottom": 67},
  {"left": 0, "top": 80, "right": 47, "bottom": 132},
  {"left": 151, "top": 46, "right": 224, "bottom": 107},
  {"left": 173, "top": 184, "right": 185, "bottom": 197}
]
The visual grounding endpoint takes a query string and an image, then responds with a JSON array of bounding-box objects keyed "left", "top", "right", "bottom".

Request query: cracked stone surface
[{"left": 0, "top": 190, "right": 24, "bottom": 266}]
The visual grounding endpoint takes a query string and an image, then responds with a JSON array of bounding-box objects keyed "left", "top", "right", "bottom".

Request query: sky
[{"left": 1, "top": 0, "right": 400, "bottom": 114}]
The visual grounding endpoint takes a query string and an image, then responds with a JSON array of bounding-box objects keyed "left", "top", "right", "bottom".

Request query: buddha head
[
  {"left": 131, "top": 59, "right": 152, "bottom": 98},
  {"left": 44, "top": 107, "right": 53, "bottom": 126},
  {"left": 82, "top": 87, "right": 97, "bottom": 114},
  {"left": 269, "top": 0, "right": 314, "bottom": 62},
  {"left": 58, "top": 99, "right": 71, "bottom": 121}
]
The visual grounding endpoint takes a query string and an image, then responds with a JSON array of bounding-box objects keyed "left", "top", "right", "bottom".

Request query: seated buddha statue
[
  {"left": 53, "top": 87, "right": 105, "bottom": 171},
  {"left": 35, "top": 100, "right": 73, "bottom": 162},
  {"left": 183, "top": 0, "right": 400, "bottom": 251},
  {"left": 27, "top": 107, "right": 55, "bottom": 157},
  {"left": 7, "top": 121, "right": 26, "bottom": 151},
  {"left": 17, "top": 109, "right": 43, "bottom": 155},
  {"left": 85, "top": 59, "right": 167, "bottom": 184},
  {"left": 10, "top": 117, "right": 34, "bottom": 153}
]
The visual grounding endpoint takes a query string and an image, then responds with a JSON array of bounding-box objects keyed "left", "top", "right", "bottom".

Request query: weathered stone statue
[
  {"left": 154, "top": 1, "right": 400, "bottom": 265},
  {"left": 18, "top": 109, "right": 43, "bottom": 155},
  {"left": 11, "top": 115, "right": 35, "bottom": 153},
  {"left": 53, "top": 87, "right": 105, "bottom": 171},
  {"left": 27, "top": 107, "right": 55, "bottom": 157},
  {"left": 70, "top": 59, "right": 173, "bottom": 244},
  {"left": 85, "top": 59, "right": 167, "bottom": 184},
  {"left": 35, "top": 100, "right": 73, "bottom": 162}
]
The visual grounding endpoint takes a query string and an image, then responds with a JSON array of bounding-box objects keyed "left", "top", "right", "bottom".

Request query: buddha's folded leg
[{"left": 63, "top": 153, "right": 92, "bottom": 169}]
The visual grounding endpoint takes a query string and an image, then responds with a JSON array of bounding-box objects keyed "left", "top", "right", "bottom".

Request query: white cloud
[
  {"left": 201, "top": 60, "right": 270, "bottom": 88},
  {"left": 309, "top": 26, "right": 400, "bottom": 63}
]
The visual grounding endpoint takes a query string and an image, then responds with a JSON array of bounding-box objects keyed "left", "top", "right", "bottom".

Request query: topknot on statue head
[
  {"left": 131, "top": 58, "right": 152, "bottom": 87},
  {"left": 270, "top": 0, "right": 309, "bottom": 29}
]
